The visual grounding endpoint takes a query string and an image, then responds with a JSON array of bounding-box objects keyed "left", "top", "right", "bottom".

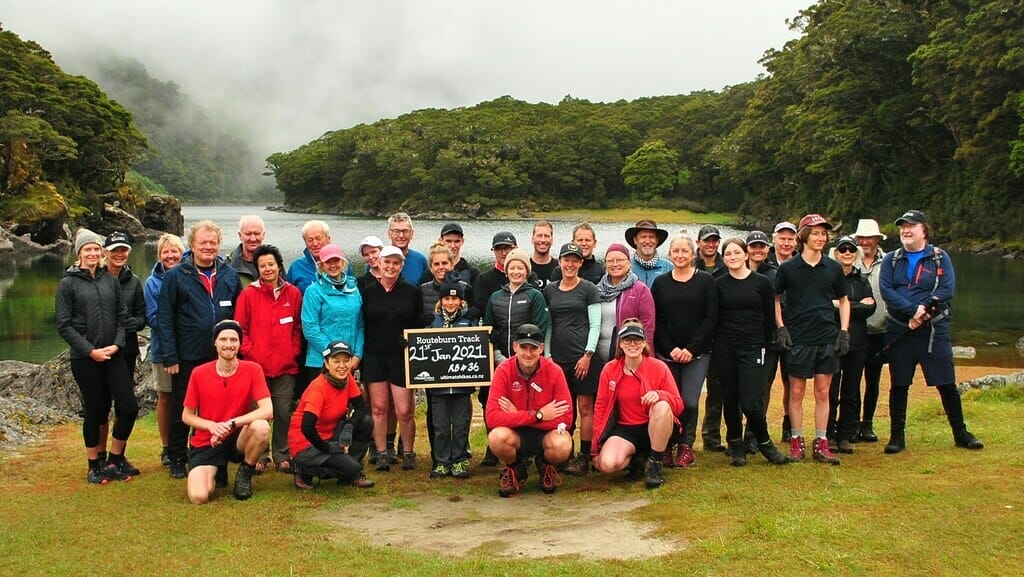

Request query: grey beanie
[{"left": 74, "top": 229, "right": 104, "bottom": 255}]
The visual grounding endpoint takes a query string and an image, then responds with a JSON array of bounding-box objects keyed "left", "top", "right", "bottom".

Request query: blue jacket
[
  {"left": 630, "top": 257, "right": 673, "bottom": 286},
  {"left": 429, "top": 307, "right": 476, "bottom": 396},
  {"left": 880, "top": 243, "right": 954, "bottom": 336},
  {"left": 301, "top": 271, "right": 365, "bottom": 367},
  {"left": 144, "top": 261, "right": 169, "bottom": 363},
  {"left": 156, "top": 255, "right": 241, "bottom": 365}
]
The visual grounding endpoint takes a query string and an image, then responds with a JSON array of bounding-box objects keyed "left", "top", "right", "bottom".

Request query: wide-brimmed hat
[
  {"left": 625, "top": 219, "right": 669, "bottom": 249},
  {"left": 852, "top": 219, "right": 886, "bottom": 240}
]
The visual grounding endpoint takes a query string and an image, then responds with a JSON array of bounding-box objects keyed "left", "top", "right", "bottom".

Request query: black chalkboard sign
[{"left": 404, "top": 326, "right": 494, "bottom": 389}]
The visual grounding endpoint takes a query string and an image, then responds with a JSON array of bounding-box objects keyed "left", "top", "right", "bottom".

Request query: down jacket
[{"left": 55, "top": 266, "right": 126, "bottom": 359}]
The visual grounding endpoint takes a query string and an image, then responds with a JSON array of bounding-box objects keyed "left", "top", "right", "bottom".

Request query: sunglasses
[{"left": 836, "top": 245, "right": 857, "bottom": 254}]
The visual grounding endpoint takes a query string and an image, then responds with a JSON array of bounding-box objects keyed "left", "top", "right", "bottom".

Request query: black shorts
[
  {"left": 361, "top": 353, "right": 408, "bottom": 386},
  {"left": 604, "top": 423, "right": 651, "bottom": 454},
  {"left": 786, "top": 343, "right": 840, "bottom": 379},
  {"left": 888, "top": 331, "right": 955, "bottom": 388},
  {"left": 513, "top": 427, "right": 549, "bottom": 456},
  {"left": 188, "top": 431, "right": 243, "bottom": 469},
  {"left": 557, "top": 360, "right": 600, "bottom": 397}
]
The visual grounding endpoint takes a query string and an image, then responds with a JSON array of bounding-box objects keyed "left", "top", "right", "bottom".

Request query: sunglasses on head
[{"left": 836, "top": 245, "right": 857, "bottom": 254}]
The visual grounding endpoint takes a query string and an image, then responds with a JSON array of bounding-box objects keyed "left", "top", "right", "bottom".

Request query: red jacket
[
  {"left": 591, "top": 355, "right": 683, "bottom": 456},
  {"left": 235, "top": 279, "right": 303, "bottom": 377},
  {"left": 485, "top": 355, "right": 574, "bottom": 432}
]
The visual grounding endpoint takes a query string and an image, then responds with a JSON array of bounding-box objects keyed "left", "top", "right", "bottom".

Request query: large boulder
[
  {"left": 140, "top": 194, "right": 184, "bottom": 236},
  {"left": 81, "top": 204, "right": 148, "bottom": 240}
]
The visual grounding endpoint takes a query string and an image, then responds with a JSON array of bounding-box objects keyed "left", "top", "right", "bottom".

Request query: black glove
[
  {"left": 834, "top": 330, "right": 850, "bottom": 357},
  {"left": 327, "top": 441, "right": 344, "bottom": 454},
  {"left": 336, "top": 422, "right": 354, "bottom": 449},
  {"left": 774, "top": 327, "right": 793, "bottom": 351}
]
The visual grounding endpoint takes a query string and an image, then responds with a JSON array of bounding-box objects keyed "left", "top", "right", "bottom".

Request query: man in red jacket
[{"left": 486, "top": 324, "right": 574, "bottom": 497}]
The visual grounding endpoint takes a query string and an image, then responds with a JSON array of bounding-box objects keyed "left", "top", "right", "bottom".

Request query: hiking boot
[
  {"left": 781, "top": 416, "right": 792, "bottom": 443},
  {"left": 662, "top": 446, "right": 676, "bottom": 468},
  {"left": 674, "top": 443, "right": 695, "bottom": 468},
  {"left": 101, "top": 460, "right": 133, "bottom": 481},
  {"left": 215, "top": 465, "right": 228, "bottom": 488},
  {"left": 789, "top": 436, "right": 806, "bottom": 460},
  {"left": 728, "top": 441, "right": 746, "bottom": 467},
  {"left": 828, "top": 438, "right": 840, "bottom": 454},
  {"left": 758, "top": 441, "right": 792, "bottom": 465},
  {"left": 402, "top": 451, "right": 417, "bottom": 470},
  {"left": 837, "top": 439, "right": 854, "bottom": 454},
  {"left": 537, "top": 457, "right": 561, "bottom": 494},
  {"left": 564, "top": 452, "right": 591, "bottom": 475},
  {"left": 233, "top": 462, "right": 255, "bottom": 500},
  {"left": 704, "top": 441, "right": 726, "bottom": 453},
  {"left": 745, "top": 436, "right": 759, "bottom": 455},
  {"left": 644, "top": 457, "right": 665, "bottom": 489},
  {"left": 498, "top": 461, "right": 528, "bottom": 498},
  {"left": 375, "top": 450, "right": 391, "bottom": 471},
  {"left": 169, "top": 458, "right": 187, "bottom": 479},
  {"left": 954, "top": 429, "right": 984, "bottom": 450},
  {"left": 884, "top": 430, "right": 906, "bottom": 454},
  {"left": 86, "top": 467, "right": 109, "bottom": 485},
  {"left": 294, "top": 472, "right": 314, "bottom": 490},
  {"left": 160, "top": 447, "right": 171, "bottom": 468},
  {"left": 450, "top": 460, "right": 470, "bottom": 479},
  {"left": 480, "top": 447, "right": 499, "bottom": 467},
  {"left": 430, "top": 464, "right": 450, "bottom": 479},
  {"left": 350, "top": 473, "right": 375, "bottom": 489},
  {"left": 120, "top": 458, "right": 141, "bottom": 477},
  {"left": 387, "top": 447, "right": 400, "bottom": 464},
  {"left": 812, "top": 437, "right": 840, "bottom": 465},
  {"left": 858, "top": 422, "right": 878, "bottom": 442},
  {"left": 626, "top": 453, "right": 645, "bottom": 481}
]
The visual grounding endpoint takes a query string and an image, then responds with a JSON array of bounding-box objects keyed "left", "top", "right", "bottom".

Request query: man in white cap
[{"left": 852, "top": 218, "right": 887, "bottom": 442}]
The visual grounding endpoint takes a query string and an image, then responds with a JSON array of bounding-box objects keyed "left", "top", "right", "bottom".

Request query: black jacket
[
  {"left": 839, "top": 267, "right": 876, "bottom": 351},
  {"left": 114, "top": 266, "right": 147, "bottom": 359},
  {"left": 55, "top": 266, "right": 126, "bottom": 359}
]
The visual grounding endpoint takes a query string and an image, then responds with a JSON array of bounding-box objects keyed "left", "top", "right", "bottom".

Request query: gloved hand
[
  {"left": 834, "top": 330, "right": 850, "bottom": 357},
  {"left": 327, "top": 441, "right": 344, "bottom": 454},
  {"left": 336, "top": 422, "right": 354, "bottom": 449},
  {"left": 774, "top": 326, "right": 793, "bottom": 351}
]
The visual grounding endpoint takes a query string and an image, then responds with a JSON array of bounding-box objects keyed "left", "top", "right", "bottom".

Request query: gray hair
[{"left": 300, "top": 220, "right": 331, "bottom": 240}]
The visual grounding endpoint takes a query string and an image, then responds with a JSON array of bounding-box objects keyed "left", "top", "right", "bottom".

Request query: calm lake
[{"left": 2, "top": 205, "right": 1022, "bottom": 367}]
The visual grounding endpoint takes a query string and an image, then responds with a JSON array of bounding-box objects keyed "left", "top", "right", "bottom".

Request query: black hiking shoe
[
  {"left": 644, "top": 457, "right": 665, "bottom": 489},
  {"left": 954, "top": 429, "right": 984, "bottom": 450},
  {"left": 233, "top": 462, "right": 255, "bottom": 500}
]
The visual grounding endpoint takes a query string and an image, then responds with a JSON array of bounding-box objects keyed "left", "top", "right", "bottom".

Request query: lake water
[{"left": 2, "top": 205, "right": 1022, "bottom": 367}]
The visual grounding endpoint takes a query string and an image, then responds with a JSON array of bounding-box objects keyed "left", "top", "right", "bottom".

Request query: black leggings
[
  {"left": 70, "top": 352, "right": 139, "bottom": 448},
  {"left": 716, "top": 345, "right": 770, "bottom": 444},
  {"left": 862, "top": 333, "right": 886, "bottom": 423},
  {"left": 829, "top": 348, "right": 868, "bottom": 441}
]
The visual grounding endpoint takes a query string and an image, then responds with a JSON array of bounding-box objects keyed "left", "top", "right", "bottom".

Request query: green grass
[{"left": 2, "top": 387, "right": 1022, "bottom": 577}]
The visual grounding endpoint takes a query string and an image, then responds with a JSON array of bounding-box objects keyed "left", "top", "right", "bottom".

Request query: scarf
[
  {"left": 325, "top": 372, "right": 349, "bottom": 390},
  {"left": 633, "top": 253, "right": 662, "bottom": 270},
  {"left": 440, "top": 303, "right": 466, "bottom": 327},
  {"left": 596, "top": 271, "right": 639, "bottom": 302}
]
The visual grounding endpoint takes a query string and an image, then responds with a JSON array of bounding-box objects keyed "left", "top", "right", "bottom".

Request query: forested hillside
[{"left": 267, "top": 0, "right": 1024, "bottom": 244}]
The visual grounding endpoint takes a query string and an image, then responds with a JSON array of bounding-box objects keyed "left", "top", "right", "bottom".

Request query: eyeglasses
[
  {"left": 389, "top": 229, "right": 412, "bottom": 237},
  {"left": 836, "top": 246, "right": 857, "bottom": 254},
  {"left": 605, "top": 258, "right": 629, "bottom": 264}
]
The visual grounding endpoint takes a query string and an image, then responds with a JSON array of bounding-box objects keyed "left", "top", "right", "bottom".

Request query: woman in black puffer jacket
[{"left": 55, "top": 229, "right": 139, "bottom": 484}]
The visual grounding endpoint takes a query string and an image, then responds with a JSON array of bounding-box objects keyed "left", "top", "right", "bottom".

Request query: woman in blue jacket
[
  {"left": 144, "top": 233, "right": 185, "bottom": 467},
  {"left": 300, "top": 244, "right": 365, "bottom": 383}
]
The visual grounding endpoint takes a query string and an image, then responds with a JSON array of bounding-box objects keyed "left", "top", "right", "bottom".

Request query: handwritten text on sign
[{"left": 404, "top": 327, "right": 494, "bottom": 389}]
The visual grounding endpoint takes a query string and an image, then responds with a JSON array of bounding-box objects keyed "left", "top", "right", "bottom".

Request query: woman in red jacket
[
  {"left": 592, "top": 318, "right": 683, "bottom": 489},
  {"left": 235, "top": 244, "right": 303, "bottom": 474}
]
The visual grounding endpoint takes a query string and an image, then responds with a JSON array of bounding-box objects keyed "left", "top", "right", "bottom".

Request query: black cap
[
  {"left": 558, "top": 242, "right": 584, "bottom": 259},
  {"left": 213, "top": 319, "right": 243, "bottom": 343},
  {"left": 322, "top": 340, "right": 353, "bottom": 359},
  {"left": 440, "top": 223, "right": 464, "bottom": 237},
  {"left": 514, "top": 324, "right": 544, "bottom": 347},
  {"left": 698, "top": 225, "right": 721, "bottom": 241},
  {"left": 104, "top": 231, "right": 131, "bottom": 250},
  {"left": 618, "top": 323, "right": 646, "bottom": 340},
  {"left": 835, "top": 235, "right": 857, "bottom": 250},
  {"left": 745, "top": 231, "right": 770, "bottom": 246},
  {"left": 438, "top": 275, "right": 466, "bottom": 300},
  {"left": 894, "top": 210, "right": 927, "bottom": 226},
  {"left": 491, "top": 232, "right": 517, "bottom": 248}
]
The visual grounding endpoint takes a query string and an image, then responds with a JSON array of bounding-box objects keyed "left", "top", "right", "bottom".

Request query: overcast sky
[{"left": 2, "top": 1, "right": 811, "bottom": 158}]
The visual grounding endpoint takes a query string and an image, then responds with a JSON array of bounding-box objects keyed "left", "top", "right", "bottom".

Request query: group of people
[{"left": 55, "top": 208, "right": 983, "bottom": 501}]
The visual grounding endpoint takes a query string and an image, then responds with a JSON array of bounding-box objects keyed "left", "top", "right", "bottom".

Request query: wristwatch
[
  {"left": 535, "top": 410, "right": 544, "bottom": 422},
  {"left": 584, "top": 351, "right": 594, "bottom": 358},
  {"left": 229, "top": 419, "right": 236, "bottom": 430}
]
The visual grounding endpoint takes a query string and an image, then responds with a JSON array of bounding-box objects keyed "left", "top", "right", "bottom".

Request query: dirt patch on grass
[{"left": 316, "top": 493, "right": 681, "bottom": 560}]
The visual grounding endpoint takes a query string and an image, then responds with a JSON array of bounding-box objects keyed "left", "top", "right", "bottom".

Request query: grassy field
[{"left": 2, "top": 368, "right": 1022, "bottom": 577}]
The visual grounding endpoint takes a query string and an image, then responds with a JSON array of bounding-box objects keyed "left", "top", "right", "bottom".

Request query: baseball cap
[
  {"left": 379, "top": 246, "right": 405, "bottom": 261},
  {"left": 491, "top": 232, "right": 516, "bottom": 248},
  {"left": 514, "top": 324, "right": 544, "bottom": 347},
  {"left": 773, "top": 221, "right": 798, "bottom": 234},
  {"left": 558, "top": 242, "right": 584, "bottom": 259},
  {"left": 835, "top": 235, "right": 857, "bottom": 250},
  {"left": 698, "top": 225, "right": 721, "bottom": 241},
  {"left": 322, "top": 340, "right": 353, "bottom": 359},
  {"left": 798, "top": 214, "right": 832, "bottom": 230},
  {"left": 745, "top": 231, "right": 770, "bottom": 246},
  {"left": 618, "top": 323, "right": 646, "bottom": 341},
  {"left": 318, "top": 244, "right": 346, "bottom": 263},
  {"left": 103, "top": 231, "right": 131, "bottom": 250},
  {"left": 440, "top": 223, "right": 464, "bottom": 237},
  {"left": 894, "top": 210, "right": 927, "bottom": 226},
  {"left": 357, "top": 235, "right": 385, "bottom": 255}
]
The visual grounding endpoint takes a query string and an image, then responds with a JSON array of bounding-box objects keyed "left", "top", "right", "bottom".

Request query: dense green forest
[
  {"left": 267, "top": 0, "right": 1024, "bottom": 244},
  {"left": 81, "top": 56, "right": 276, "bottom": 203},
  {"left": 0, "top": 24, "right": 149, "bottom": 225}
]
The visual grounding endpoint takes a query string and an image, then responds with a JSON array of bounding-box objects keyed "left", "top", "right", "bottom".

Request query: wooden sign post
[{"left": 404, "top": 326, "right": 494, "bottom": 389}]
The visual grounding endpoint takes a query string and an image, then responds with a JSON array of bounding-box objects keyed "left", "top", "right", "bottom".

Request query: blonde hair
[
  {"left": 614, "top": 318, "right": 650, "bottom": 359},
  {"left": 187, "top": 219, "right": 223, "bottom": 247},
  {"left": 156, "top": 233, "right": 185, "bottom": 256}
]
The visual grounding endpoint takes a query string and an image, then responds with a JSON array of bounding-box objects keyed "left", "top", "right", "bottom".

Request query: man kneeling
[
  {"left": 288, "top": 340, "right": 374, "bottom": 489},
  {"left": 486, "top": 324, "right": 574, "bottom": 497},
  {"left": 183, "top": 320, "right": 272, "bottom": 503}
]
